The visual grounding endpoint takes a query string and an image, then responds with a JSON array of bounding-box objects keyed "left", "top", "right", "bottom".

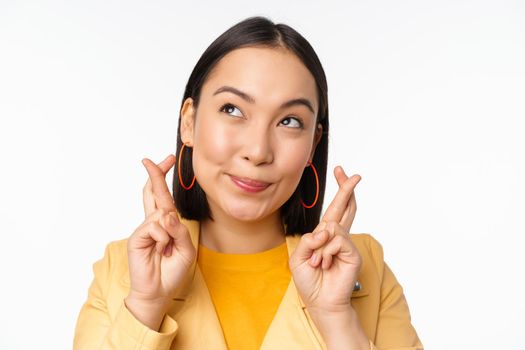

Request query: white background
[{"left": 1, "top": 0, "right": 524, "bottom": 349}]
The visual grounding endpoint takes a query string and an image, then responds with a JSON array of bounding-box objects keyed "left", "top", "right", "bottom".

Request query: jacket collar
[
  {"left": 169, "top": 216, "right": 324, "bottom": 349},
  {"left": 172, "top": 215, "right": 307, "bottom": 305},
  {"left": 172, "top": 214, "right": 368, "bottom": 303}
]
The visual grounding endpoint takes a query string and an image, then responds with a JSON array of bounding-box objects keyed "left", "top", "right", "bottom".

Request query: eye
[
  {"left": 280, "top": 116, "right": 304, "bottom": 129},
  {"left": 219, "top": 103, "right": 243, "bottom": 118}
]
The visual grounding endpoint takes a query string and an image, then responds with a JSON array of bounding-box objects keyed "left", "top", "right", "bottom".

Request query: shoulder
[
  {"left": 350, "top": 233, "right": 387, "bottom": 283},
  {"left": 92, "top": 238, "right": 130, "bottom": 282},
  {"left": 87, "top": 238, "right": 132, "bottom": 306},
  {"left": 350, "top": 233, "right": 385, "bottom": 263},
  {"left": 98, "top": 238, "right": 129, "bottom": 262}
]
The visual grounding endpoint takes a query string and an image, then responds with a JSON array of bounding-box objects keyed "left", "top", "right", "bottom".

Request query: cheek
[
  {"left": 192, "top": 115, "right": 236, "bottom": 174},
  {"left": 277, "top": 140, "right": 312, "bottom": 184}
]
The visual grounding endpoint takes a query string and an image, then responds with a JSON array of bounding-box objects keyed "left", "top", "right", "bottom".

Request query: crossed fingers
[
  {"left": 142, "top": 154, "right": 177, "bottom": 218},
  {"left": 310, "top": 166, "right": 361, "bottom": 268},
  {"left": 317, "top": 166, "right": 360, "bottom": 232},
  {"left": 309, "top": 221, "right": 357, "bottom": 269}
]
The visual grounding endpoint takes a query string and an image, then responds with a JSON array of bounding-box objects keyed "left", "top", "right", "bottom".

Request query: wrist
[
  {"left": 124, "top": 294, "right": 173, "bottom": 331},
  {"left": 307, "top": 306, "right": 369, "bottom": 350},
  {"left": 126, "top": 291, "right": 172, "bottom": 307},
  {"left": 307, "top": 305, "right": 349, "bottom": 333}
]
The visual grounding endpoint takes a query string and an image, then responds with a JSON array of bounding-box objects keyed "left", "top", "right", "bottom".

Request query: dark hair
[{"left": 172, "top": 16, "right": 329, "bottom": 235}]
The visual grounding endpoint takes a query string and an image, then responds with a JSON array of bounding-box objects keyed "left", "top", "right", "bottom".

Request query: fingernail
[
  {"left": 314, "top": 230, "right": 324, "bottom": 239},
  {"left": 310, "top": 252, "right": 318, "bottom": 264}
]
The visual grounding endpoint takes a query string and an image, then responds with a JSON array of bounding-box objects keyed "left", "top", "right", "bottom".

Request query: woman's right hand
[{"left": 124, "top": 154, "right": 197, "bottom": 330}]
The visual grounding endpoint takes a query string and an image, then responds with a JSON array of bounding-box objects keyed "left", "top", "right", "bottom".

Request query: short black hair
[{"left": 172, "top": 15, "right": 329, "bottom": 235}]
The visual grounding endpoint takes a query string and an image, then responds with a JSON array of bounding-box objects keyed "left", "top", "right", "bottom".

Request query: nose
[{"left": 241, "top": 122, "right": 274, "bottom": 166}]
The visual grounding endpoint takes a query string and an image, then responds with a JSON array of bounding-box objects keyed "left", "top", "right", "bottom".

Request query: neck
[{"left": 200, "top": 206, "right": 286, "bottom": 254}]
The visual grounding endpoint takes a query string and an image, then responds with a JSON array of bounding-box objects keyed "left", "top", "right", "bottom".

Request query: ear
[
  {"left": 180, "top": 97, "right": 196, "bottom": 146},
  {"left": 309, "top": 123, "right": 323, "bottom": 163}
]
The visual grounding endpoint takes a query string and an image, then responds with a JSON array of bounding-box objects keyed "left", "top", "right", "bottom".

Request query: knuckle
[
  {"left": 147, "top": 221, "right": 160, "bottom": 232},
  {"left": 161, "top": 214, "right": 170, "bottom": 227},
  {"left": 151, "top": 209, "right": 164, "bottom": 221},
  {"left": 328, "top": 235, "right": 341, "bottom": 249},
  {"left": 325, "top": 221, "right": 337, "bottom": 235},
  {"left": 148, "top": 211, "right": 159, "bottom": 221},
  {"left": 306, "top": 232, "right": 321, "bottom": 245},
  {"left": 304, "top": 231, "right": 316, "bottom": 240},
  {"left": 159, "top": 233, "right": 170, "bottom": 243}
]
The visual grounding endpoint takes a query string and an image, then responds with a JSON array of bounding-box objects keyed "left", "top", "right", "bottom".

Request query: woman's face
[{"left": 180, "top": 46, "right": 322, "bottom": 222}]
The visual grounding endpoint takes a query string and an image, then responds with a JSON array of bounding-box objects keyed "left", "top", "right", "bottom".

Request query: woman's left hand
[{"left": 289, "top": 165, "right": 362, "bottom": 314}]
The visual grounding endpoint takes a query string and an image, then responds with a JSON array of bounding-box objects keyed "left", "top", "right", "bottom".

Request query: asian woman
[{"left": 73, "top": 16, "right": 423, "bottom": 350}]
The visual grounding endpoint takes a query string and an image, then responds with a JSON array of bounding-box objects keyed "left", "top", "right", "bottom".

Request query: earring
[
  {"left": 300, "top": 161, "right": 319, "bottom": 209},
  {"left": 178, "top": 143, "right": 196, "bottom": 190}
]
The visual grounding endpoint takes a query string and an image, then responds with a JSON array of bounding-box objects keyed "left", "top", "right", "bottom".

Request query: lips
[{"left": 229, "top": 174, "right": 271, "bottom": 192}]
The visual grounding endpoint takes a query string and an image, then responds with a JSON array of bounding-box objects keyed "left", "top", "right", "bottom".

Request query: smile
[{"left": 229, "top": 175, "right": 271, "bottom": 193}]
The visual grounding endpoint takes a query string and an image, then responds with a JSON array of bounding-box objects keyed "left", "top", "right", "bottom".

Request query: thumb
[{"left": 292, "top": 221, "right": 329, "bottom": 261}]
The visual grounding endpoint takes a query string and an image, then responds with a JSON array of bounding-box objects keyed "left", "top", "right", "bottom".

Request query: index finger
[
  {"left": 320, "top": 166, "right": 361, "bottom": 225},
  {"left": 142, "top": 155, "right": 177, "bottom": 213}
]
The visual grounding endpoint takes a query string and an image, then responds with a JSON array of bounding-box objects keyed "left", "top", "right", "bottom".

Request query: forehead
[{"left": 201, "top": 46, "right": 318, "bottom": 111}]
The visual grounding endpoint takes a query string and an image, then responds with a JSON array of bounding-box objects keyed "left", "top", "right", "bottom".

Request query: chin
[{"left": 223, "top": 201, "right": 270, "bottom": 222}]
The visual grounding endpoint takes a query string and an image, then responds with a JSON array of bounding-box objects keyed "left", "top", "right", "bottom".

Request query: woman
[{"left": 74, "top": 16, "right": 423, "bottom": 350}]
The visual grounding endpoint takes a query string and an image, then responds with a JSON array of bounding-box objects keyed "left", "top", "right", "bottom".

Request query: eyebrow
[{"left": 213, "top": 85, "right": 315, "bottom": 114}]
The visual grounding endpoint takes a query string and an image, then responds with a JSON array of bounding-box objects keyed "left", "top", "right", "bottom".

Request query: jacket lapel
[
  {"left": 161, "top": 215, "right": 368, "bottom": 349},
  {"left": 169, "top": 260, "right": 229, "bottom": 349},
  {"left": 170, "top": 216, "right": 324, "bottom": 349},
  {"left": 260, "top": 234, "right": 328, "bottom": 350}
]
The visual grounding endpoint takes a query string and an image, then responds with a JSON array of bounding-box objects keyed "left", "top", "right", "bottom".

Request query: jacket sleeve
[
  {"left": 73, "top": 242, "right": 179, "bottom": 350},
  {"left": 367, "top": 235, "right": 424, "bottom": 350}
]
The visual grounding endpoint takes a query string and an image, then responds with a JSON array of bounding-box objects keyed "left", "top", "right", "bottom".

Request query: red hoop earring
[
  {"left": 300, "top": 161, "right": 319, "bottom": 209},
  {"left": 178, "top": 143, "right": 196, "bottom": 190}
]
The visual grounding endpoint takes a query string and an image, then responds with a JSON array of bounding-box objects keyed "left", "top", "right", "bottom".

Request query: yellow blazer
[{"left": 74, "top": 216, "right": 423, "bottom": 349}]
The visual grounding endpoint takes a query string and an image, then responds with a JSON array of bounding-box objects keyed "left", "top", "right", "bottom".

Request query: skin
[
  {"left": 179, "top": 46, "right": 323, "bottom": 254},
  {"left": 124, "top": 46, "right": 370, "bottom": 349}
]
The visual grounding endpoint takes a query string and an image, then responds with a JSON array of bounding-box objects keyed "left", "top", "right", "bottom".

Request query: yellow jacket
[{"left": 74, "top": 217, "right": 423, "bottom": 349}]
